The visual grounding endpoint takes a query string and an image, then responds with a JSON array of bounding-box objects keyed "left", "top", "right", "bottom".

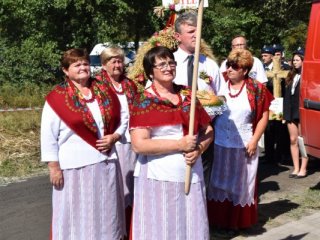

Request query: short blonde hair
[
  {"left": 100, "top": 46, "right": 125, "bottom": 65},
  {"left": 227, "top": 49, "right": 253, "bottom": 75}
]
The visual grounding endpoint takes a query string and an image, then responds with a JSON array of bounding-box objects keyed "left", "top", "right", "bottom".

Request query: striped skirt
[
  {"left": 132, "top": 162, "right": 209, "bottom": 240},
  {"left": 51, "top": 160, "right": 126, "bottom": 240},
  {"left": 115, "top": 143, "right": 137, "bottom": 208}
]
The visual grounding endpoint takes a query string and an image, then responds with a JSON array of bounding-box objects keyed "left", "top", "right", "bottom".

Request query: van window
[{"left": 90, "top": 55, "right": 101, "bottom": 67}]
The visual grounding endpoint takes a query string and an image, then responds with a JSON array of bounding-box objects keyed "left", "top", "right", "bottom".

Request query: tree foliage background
[{"left": 0, "top": 0, "right": 312, "bottom": 85}]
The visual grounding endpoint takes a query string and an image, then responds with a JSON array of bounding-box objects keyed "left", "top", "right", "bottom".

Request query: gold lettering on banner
[{"left": 162, "top": 0, "right": 208, "bottom": 8}]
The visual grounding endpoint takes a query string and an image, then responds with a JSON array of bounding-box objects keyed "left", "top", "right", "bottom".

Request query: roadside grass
[
  {"left": 0, "top": 110, "right": 47, "bottom": 179},
  {"left": 286, "top": 188, "right": 320, "bottom": 219},
  {"left": 0, "top": 82, "right": 53, "bottom": 108}
]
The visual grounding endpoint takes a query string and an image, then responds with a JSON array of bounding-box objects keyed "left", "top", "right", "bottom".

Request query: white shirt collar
[
  {"left": 175, "top": 47, "right": 193, "bottom": 62},
  {"left": 266, "top": 62, "right": 273, "bottom": 70}
]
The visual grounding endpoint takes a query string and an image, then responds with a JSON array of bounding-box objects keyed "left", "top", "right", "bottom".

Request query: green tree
[
  {"left": 0, "top": 0, "right": 160, "bottom": 84},
  {"left": 202, "top": 0, "right": 311, "bottom": 60},
  {"left": 0, "top": 0, "right": 312, "bottom": 85}
]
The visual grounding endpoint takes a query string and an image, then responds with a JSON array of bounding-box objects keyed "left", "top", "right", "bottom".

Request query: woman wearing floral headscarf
[
  {"left": 130, "top": 46, "right": 213, "bottom": 240},
  {"left": 95, "top": 46, "right": 138, "bottom": 235},
  {"left": 41, "top": 48, "right": 126, "bottom": 239}
]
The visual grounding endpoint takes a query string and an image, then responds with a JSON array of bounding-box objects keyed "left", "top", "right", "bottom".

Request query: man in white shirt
[
  {"left": 220, "top": 36, "right": 268, "bottom": 84},
  {"left": 173, "top": 12, "right": 224, "bottom": 95},
  {"left": 173, "top": 12, "right": 223, "bottom": 189}
]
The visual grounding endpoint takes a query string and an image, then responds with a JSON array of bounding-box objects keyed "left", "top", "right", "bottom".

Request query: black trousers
[
  {"left": 201, "top": 121, "right": 215, "bottom": 189},
  {"left": 201, "top": 139, "right": 214, "bottom": 189},
  {"left": 264, "top": 120, "right": 291, "bottom": 163}
]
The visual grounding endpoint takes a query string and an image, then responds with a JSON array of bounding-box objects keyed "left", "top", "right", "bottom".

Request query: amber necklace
[
  {"left": 228, "top": 80, "right": 246, "bottom": 98},
  {"left": 151, "top": 83, "right": 182, "bottom": 106}
]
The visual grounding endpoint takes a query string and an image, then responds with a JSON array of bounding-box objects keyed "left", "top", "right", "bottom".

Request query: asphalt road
[
  {"left": 0, "top": 176, "right": 51, "bottom": 240},
  {"left": 0, "top": 159, "right": 319, "bottom": 240}
]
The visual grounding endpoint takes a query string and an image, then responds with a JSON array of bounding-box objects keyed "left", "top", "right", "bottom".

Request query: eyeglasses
[
  {"left": 226, "top": 61, "right": 241, "bottom": 71},
  {"left": 153, "top": 61, "right": 177, "bottom": 70},
  {"left": 232, "top": 43, "right": 246, "bottom": 48}
]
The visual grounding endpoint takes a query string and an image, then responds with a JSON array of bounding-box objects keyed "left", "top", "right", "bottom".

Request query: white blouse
[
  {"left": 214, "top": 83, "right": 253, "bottom": 148},
  {"left": 291, "top": 74, "right": 301, "bottom": 95},
  {"left": 112, "top": 83, "right": 131, "bottom": 144},
  {"left": 133, "top": 124, "right": 203, "bottom": 183},
  {"left": 41, "top": 95, "right": 127, "bottom": 169}
]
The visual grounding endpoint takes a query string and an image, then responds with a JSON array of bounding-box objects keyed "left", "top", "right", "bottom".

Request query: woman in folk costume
[
  {"left": 129, "top": 46, "right": 213, "bottom": 240},
  {"left": 95, "top": 46, "right": 138, "bottom": 235},
  {"left": 207, "top": 49, "right": 273, "bottom": 230},
  {"left": 41, "top": 48, "right": 126, "bottom": 239}
]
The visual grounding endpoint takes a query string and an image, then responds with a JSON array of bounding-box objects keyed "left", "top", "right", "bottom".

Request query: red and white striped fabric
[{"left": 131, "top": 163, "right": 209, "bottom": 240}]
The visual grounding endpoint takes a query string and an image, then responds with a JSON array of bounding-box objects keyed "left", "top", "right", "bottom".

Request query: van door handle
[{"left": 304, "top": 99, "right": 320, "bottom": 111}]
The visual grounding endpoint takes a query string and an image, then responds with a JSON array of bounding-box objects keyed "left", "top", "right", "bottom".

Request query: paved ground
[
  {"left": 226, "top": 157, "right": 320, "bottom": 240},
  {"left": 0, "top": 158, "right": 319, "bottom": 240},
  {"left": 0, "top": 175, "right": 51, "bottom": 240}
]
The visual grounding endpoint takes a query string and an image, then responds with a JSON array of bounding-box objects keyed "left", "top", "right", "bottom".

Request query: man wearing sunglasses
[{"left": 220, "top": 35, "right": 268, "bottom": 84}]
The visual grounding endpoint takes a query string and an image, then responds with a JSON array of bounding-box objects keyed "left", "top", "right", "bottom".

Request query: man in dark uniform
[
  {"left": 262, "top": 45, "right": 291, "bottom": 165},
  {"left": 261, "top": 45, "right": 274, "bottom": 69},
  {"left": 273, "top": 44, "right": 291, "bottom": 70}
]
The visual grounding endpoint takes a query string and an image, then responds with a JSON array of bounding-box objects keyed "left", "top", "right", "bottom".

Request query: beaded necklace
[
  {"left": 110, "top": 81, "right": 125, "bottom": 95},
  {"left": 79, "top": 88, "right": 95, "bottom": 103},
  {"left": 228, "top": 80, "right": 246, "bottom": 98},
  {"left": 103, "top": 71, "right": 125, "bottom": 94}
]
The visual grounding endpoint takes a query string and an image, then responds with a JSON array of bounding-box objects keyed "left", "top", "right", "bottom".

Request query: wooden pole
[{"left": 185, "top": 0, "right": 205, "bottom": 195}]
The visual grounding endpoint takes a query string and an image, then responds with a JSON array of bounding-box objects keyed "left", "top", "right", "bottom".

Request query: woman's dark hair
[
  {"left": 285, "top": 53, "right": 304, "bottom": 86},
  {"left": 61, "top": 48, "right": 90, "bottom": 70},
  {"left": 143, "top": 46, "right": 175, "bottom": 80}
]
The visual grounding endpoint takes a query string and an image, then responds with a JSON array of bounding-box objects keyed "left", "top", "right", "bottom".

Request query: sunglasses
[{"left": 226, "top": 61, "right": 241, "bottom": 71}]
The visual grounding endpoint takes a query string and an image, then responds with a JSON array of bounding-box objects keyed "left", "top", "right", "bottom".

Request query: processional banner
[{"left": 162, "top": 0, "right": 208, "bottom": 8}]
